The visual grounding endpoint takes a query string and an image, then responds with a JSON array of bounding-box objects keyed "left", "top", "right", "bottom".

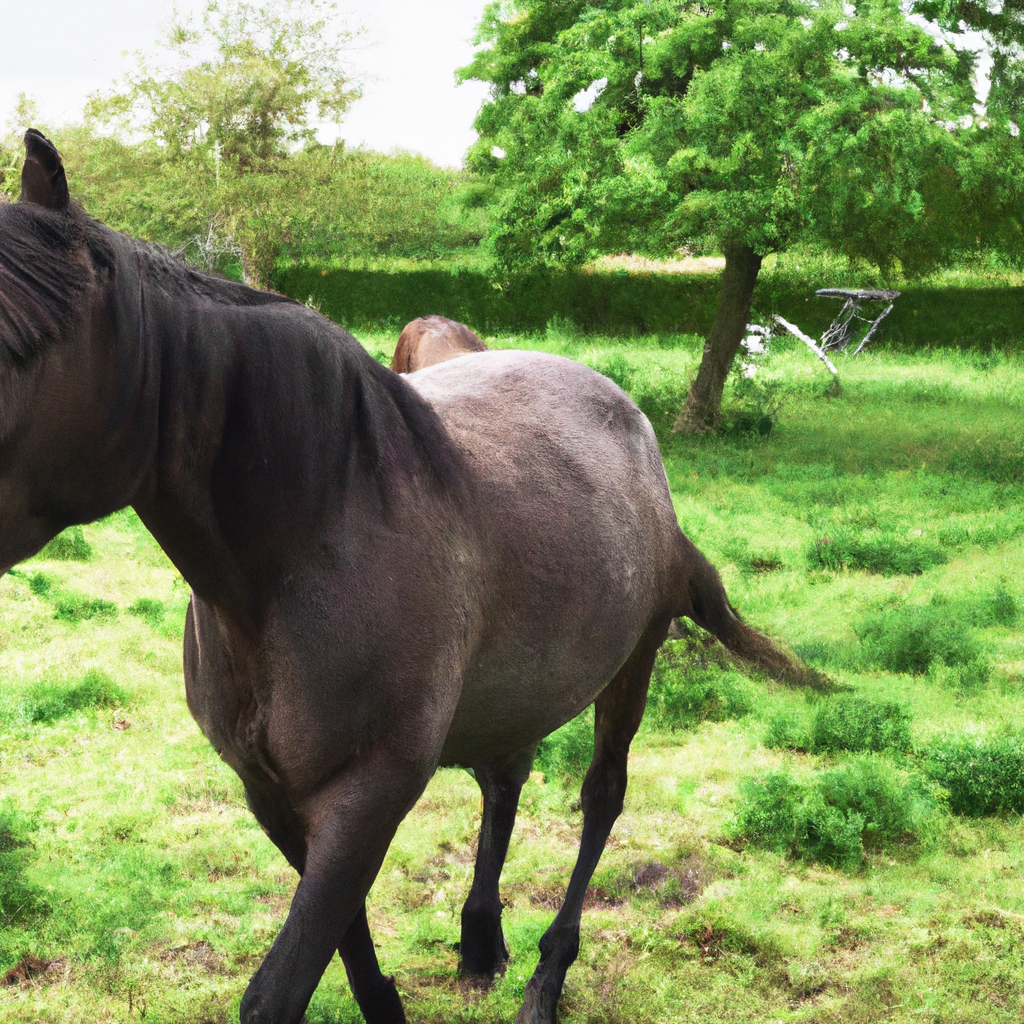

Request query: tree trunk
[{"left": 673, "top": 243, "right": 763, "bottom": 433}]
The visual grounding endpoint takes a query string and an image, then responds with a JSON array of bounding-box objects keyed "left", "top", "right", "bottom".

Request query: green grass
[{"left": 1, "top": 337, "right": 1023, "bottom": 1022}]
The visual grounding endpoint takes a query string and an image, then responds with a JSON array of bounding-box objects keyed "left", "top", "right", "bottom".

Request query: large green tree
[{"left": 462, "top": 0, "right": 1023, "bottom": 431}]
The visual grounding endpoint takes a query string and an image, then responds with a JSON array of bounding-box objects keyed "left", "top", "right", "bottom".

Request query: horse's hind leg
[
  {"left": 460, "top": 750, "right": 535, "bottom": 980},
  {"left": 338, "top": 902, "right": 406, "bottom": 1023},
  {"left": 515, "top": 616, "right": 670, "bottom": 1024}
]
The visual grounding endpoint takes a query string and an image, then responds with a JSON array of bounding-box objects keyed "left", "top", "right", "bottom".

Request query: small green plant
[
  {"left": 28, "top": 572, "right": 52, "bottom": 597},
  {"left": 53, "top": 592, "right": 118, "bottom": 624},
  {"left": 128, "top": 597, "right": 166, "bottom": 627},
  {"left": 40, "top": 525, "right": 92, "bottom": 562},
  {"left": 763, "top": 707, "right": 811, "bottom": 750},
  {"left": 922, "top": 734, "right": 1024, "bottom": 816},
  {"left": 810, "top": 696, "right": 913, "bottom": 754},
  {"left": 19, "top": 669, "right": 128, "bottom": 725}
]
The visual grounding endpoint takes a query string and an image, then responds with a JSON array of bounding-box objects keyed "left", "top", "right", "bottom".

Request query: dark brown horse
[
  {"left": 0, "top": 131, "right": 820, "bottom": 1024},
  {"left": 390, "top": 314, "right": 487, "bottom": 373}
]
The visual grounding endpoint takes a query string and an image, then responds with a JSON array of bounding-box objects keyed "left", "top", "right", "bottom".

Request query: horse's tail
[{"left": 671, "top": 534, "right": 834, "bottom": 691}]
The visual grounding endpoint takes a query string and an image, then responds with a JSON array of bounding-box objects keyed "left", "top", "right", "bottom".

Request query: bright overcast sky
[{"left": 0, "top": 0, "right": 492, "bottom": 168}]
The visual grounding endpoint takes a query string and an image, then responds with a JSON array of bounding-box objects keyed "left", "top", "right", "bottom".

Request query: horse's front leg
[{"left": 239, "top": 754, "right": 430, "bottom": 1024}]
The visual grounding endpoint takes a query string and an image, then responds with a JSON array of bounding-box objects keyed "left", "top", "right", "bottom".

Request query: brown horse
[
  {"left": 390, "top": 314, "right": 487, "bottom": 373},
  {"left": 0, "top": 131, "right": 821, "bottom": 1024}
]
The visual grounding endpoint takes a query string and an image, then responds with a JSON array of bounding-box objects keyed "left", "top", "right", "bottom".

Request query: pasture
[{"left": 1, "top": 331, "right": 1022, "bottom": 1024}]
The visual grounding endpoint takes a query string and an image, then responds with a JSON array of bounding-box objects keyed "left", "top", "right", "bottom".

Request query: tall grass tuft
[{"left": 0, "top": 803, "right": 47, "bottom": 928}]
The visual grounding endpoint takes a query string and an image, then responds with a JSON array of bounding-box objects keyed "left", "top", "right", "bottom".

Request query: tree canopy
[{"left": 461, "top": 0, "right": 1023, "bottom": 429}]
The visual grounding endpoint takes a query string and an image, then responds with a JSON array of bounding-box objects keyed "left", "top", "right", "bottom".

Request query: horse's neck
[{"left": 132, "top": 292, "right": 398, "bottom": 615}]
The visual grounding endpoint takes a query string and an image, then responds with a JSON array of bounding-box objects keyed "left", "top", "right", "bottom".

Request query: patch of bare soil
[
  {"left": 3, "top": 954, "right": 68, "bottom": 986},
  {"left": 629, "top": 856, "right": 712, "bottom": 906}
]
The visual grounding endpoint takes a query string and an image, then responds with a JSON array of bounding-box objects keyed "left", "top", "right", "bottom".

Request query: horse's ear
[{"left": 20, "top": 129, "right": 70, "bottom": 212}]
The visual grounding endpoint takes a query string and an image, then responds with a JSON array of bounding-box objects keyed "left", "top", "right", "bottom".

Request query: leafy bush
[
  {"left": 534, "top": 707, "right": 594, "bottom": 785},
  {"left": 811, "top": 696, "right": 913, "bottom": 754},
  {"left": 40, "top": 525, "right": 92, "bottom": 562},
  {"left": 17, "top": 669, "right": 128, "bottom": 725},
  {"left": 0, "top": 803, "right": 47, "bottom": 926},
  {"left": 763, "top": 707, "right": 811, "bottom": 751},
  {"left": 856, "top": 601, "right": 988, "bottom": 684},
  {"left": 922, "top": 734, "right": 1024, "bottom": 816},
  {"left": 731, "top": 758, "right": 939, "bottom": 869}
]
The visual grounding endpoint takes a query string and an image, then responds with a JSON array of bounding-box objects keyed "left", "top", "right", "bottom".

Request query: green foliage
[
  {"left": 534, "top": 707, "right": 594, "bottom": 785},
  {"left": 4, "top": 669, "right": 128, "bottom": 726},
  {"left": 85, "top": 0, "right": 361, "bottom": 168},
  {"left": 732, "top": 758, "right": 940, "bottom": 869},
  {"left": 647, "top": 634, "right": 755, "bottom": 730},
  {"left": 811, "top": 696, "right": 913, "bottom": 755},
  {"left": 0, "top": 803, "right": 47, "bottom": 927},
  {"left": 53, "top": 592, "right": 118, "bottom": 624},
  {"left": 923, "top": 734, "right": 1024, "bottom": 816},
  {"left": 128, "top": 597, "right": 166, "bottom": 627},
  {"left": 765, "top": 696, "right": 913, "bottom": 754},
  {"left": 856, "top": 598, "right": 990, "bottom": 685},
  {"left": 40, "top": 525, "right": 92, "bottom": 562},
  {"left": 461, "top": 0, "right": 1019, "bottom": 274},
  {"left": 807, "top": 520, "right": 948, "bottom": 575}
]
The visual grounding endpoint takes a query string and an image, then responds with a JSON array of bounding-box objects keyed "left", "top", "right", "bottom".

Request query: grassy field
[{"left": 1, "top": 331, "right": 1022, "bottom": 1023}]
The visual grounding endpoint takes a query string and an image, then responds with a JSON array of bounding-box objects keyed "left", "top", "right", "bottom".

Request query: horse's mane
[{"left": 0, "top": 202, "right": 114, "bottom": 368}]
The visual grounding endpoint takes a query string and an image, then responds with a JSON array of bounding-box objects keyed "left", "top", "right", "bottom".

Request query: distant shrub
[
  {"left": 923, "top": 735, "right": 1024, "bottom": 816},
  {"left": 811, "top": 696, "right": 913, "bottom": 754},
  {"left": 128, "top": 598, "right": 165, "bottom": 627},
  {"left": 534, "top": 708, "right": 594, "bottom": 785},
  {"left": 856, "top": 601, "right": 988, "bottom": 684},
  {"left": 21, "top": 669, "right": 127, "bottom": 725},
  {"left": 731, "top": 758, "right": 939, "bottom": 869},
  {"left": 40, "top": 525, "right": 92, "bottom": 562},
  {"left": 808, "top": 527, "right": 947, "bottom": 576},
  {"left": 53, "top": 592, "right": 117, "bottom": 624},
  {"left": 0, "top": 802, "right": 47, "bottom": 926}
]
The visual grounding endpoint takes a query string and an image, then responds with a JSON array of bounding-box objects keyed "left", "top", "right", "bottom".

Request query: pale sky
[{"left": 0, "top": 0, "right": 492, "bottom": 168}]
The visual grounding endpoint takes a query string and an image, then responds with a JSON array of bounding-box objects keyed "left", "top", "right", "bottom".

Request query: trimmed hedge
[{"left": 275, "top": 262, "right": 1022, "bottom": 347}]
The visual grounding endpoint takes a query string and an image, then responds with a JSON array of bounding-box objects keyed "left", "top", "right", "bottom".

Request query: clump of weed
[
  {"left": 0, "top": 802, "right": 47, "bottom": 927},
  {"left": 19, "top": 669, "right": 128, "bottom": 725},
  {"left": 534, "top": 707, "right": 594, "bottom": 785},
  {"left": 128, "top": 597, "right": 165, "bottom": 627},
  {"left": 731, "top": 757, "right": 939, "bottom": 870},
  {"left": 645, "top": 630, "right": 756, "bottom": 731},
  {"left": 807, "top": 525, "right": 947, "bottom": 576},
  {"left": 811, "top": 695, "right": 913, "bottom": 754},
  {"left": 764, "top": 695, "right": 912, "bottom": 754},
  {"left": 53, "top": 592, "right": 117, "bottom": 624},
  {"left": 856, "top": 599, "right": 989, "bottom": 685},
  {"left": 40, "top": 525, "right": 92, "bottom": 562},
  {"left": 922, "top": 734, "right": 1024, "bottom": 816},
  {"left": 28, "top": 572, "right": 52, "bottom": 597}
]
